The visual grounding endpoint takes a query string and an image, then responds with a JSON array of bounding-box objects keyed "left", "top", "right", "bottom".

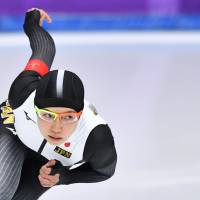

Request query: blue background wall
[{"left": 1, "top": 0, "right": 200, "bottom": 31}]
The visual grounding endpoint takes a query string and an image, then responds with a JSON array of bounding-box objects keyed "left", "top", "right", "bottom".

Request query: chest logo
[
  {"left": 54, "top": 146, "right": 72, "bottom": 158},
  {"left": 24, "top": 111, "right": 36, "bottom": 124},
  {"left": 64, "top": 142, "right": 71, "bottom": 147}
]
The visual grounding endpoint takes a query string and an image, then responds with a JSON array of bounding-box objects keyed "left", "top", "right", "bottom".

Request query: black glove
[
  {"left": 49, "top": 160, "right": 63, "bottom": 175},
  {"left": 24, "top": 9, "right": 40, "bottom": 27},
  {"left": 50, "top": 160, "right": 71, "bottom": 185}
]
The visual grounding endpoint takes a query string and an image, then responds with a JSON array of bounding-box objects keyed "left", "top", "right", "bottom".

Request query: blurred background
[
  {"left": 1, "top": 0, "right": 200, "bottom": 200},
  {"left": 1, "top": 0, "right": 200, "bottom": 31}
]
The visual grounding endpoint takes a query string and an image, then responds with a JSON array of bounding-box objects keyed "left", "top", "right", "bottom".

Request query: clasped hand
[
  {"left": 27, "top": 8, "right": 52, "bottom": 26},
  {"left": 38, "top": 159, "right": 60, "bottom": 188}
]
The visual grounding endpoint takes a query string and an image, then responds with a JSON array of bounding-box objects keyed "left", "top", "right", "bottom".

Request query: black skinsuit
[{"left": 0, "top": 10, "right": 117, "bottom": 200}]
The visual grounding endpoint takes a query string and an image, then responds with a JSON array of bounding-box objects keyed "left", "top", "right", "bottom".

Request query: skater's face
[{"left": 36, "top": 107, "right": 82, "bottom": 145}]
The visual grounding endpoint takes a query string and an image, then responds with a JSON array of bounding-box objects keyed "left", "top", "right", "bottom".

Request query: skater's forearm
[
  {"left": 58, "top": 161, "right": 116, "bottom": 185},
  {"left": 8, "top": 9, "right": 56, "bottom": 109},
  {"left": 23, "top": 9, "right": 55, "bottom": 73}
]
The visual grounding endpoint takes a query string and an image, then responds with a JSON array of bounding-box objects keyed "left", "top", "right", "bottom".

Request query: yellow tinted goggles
[{"left": 35, "top": 105, "right": 82, "bottom": 124}]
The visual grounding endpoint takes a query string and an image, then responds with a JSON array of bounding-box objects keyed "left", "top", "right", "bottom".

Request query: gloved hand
[
  {"left": 38, "top": 159, "right": 71, "bottom": 187},
  {"left": 24, "top": 8, "right": 52, "bottom": 27},
  {"left": 38, "top": 159, "right": 60, "bottom": 188},
  {"left": 50, "top": 159, "right": 71, "bottom": 185}
]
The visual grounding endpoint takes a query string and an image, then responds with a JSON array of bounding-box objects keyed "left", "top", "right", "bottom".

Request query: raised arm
[
  {"left": 8, "top": 8, "right": 55, "bottom": 109},
  {"left": 23, "top": 8, "right": 55, "bottom": 75}
]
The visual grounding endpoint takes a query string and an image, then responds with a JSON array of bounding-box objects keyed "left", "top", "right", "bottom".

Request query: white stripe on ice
[{"left": 1, "top": 32, "right": 200, "bottom": 46}]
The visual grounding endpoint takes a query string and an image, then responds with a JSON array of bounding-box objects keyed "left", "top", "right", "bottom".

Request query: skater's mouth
[{"left": 48, "top": 135, "right": 63, "bottom": 141}]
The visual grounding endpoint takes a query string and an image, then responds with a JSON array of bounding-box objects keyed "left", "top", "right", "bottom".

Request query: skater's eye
[
  {"left": 43, "top": 113, "right": 54, "bottom": 119},
  {"left": 63, "top": 115, "right": 76, "bottom": 121},
  {"left": 59, "top": 113, "right": 78, "bottom": 124},
  {"left": 39, "top": 112, "right": 55, "bottom": 121}
]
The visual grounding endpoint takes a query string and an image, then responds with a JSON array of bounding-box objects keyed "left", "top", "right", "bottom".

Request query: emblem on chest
[
  {"left": 23, "top": 110, "right": 36, "bottom": 124},
  {"left": 54, "top": 146, "right": 72, "bottom": 158}
]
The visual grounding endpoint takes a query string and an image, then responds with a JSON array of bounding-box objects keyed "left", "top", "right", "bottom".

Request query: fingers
[
  {"left": 38, "top": 173, "right": 59, "bottom": 184},
  {"left": 40, "top": 167, "right": 51, "bottom": 178},
  {"left": 38, "top": 174, "right": 60, "bottom": 188},
  {"left": 38, "top": 160, "right": 60, "bottom": 188},
  {"left": 38, "top": 173, "right": 60, "bottom": 187},
  {"left": 39, "top": 9, "right": 52, "bottom": 26},
  {"left": 39, "top": 160, "right": 55, "bottom": 181},
  {"left": 40, "top": 164, "right": 51, "bottom": 175},
  {"left": 26, "top": 8, "right": 52, "bottom": 26},
  {"left": 40, "top": 160, "right": 56, "bottom": 175},
  {"left": 41, "top": 9, "right": 52, "bottom": 23},
  {"left": 45, "top": 159, "right": 56, "bottom": 168}
]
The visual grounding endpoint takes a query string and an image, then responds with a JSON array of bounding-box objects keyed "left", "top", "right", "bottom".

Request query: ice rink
[{"left": 1, "top": 32, "right": 200, "bottom": 200}]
